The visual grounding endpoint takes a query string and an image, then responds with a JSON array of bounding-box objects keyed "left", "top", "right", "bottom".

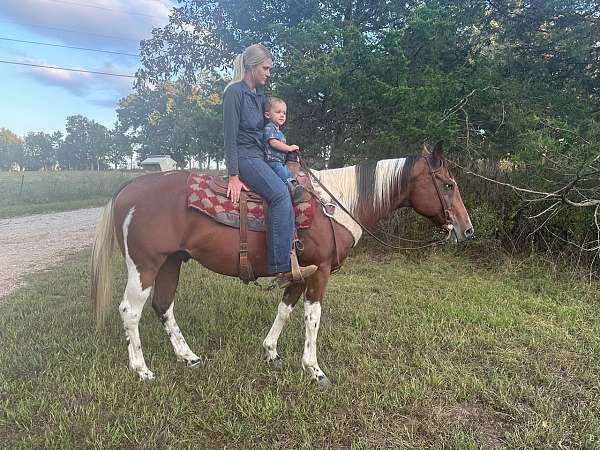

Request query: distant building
[{"left": 140, "top": 155, "right": 177, "bottom": 172}]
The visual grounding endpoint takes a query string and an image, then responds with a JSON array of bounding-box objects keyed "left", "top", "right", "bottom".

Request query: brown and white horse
[{"left": 91, "top": 142, "right": 473, "bottom": 386}]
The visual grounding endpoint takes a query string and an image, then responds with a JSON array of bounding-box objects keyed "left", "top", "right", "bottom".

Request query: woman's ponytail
[
  {"left": 224, "top": 44, "right": 272, "bottom": 92},
  {"left": 225, "top": 53, "right": 244, "bottom": 92}
]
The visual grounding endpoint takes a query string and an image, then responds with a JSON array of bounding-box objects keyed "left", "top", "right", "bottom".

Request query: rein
[{"left": 299, "top": 158, "right": 452, "bottom": 251}]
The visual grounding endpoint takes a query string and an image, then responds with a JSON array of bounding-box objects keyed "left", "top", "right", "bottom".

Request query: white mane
[{"left": 314, "top": 158, "right": 406, "bottom": 214}]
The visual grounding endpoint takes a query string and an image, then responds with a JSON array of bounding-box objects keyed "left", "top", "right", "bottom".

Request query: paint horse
[{"left": 91, "top": 142, "right": 473, "bottom": 386}]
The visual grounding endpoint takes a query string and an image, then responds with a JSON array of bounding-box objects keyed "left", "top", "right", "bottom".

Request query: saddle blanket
[{"left": 187, "top": 173, "right": 315, "bottom": 232}]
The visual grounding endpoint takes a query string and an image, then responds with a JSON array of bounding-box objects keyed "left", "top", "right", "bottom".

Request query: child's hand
[{"left": 289, "top": 144, "right": 300, "bottom": 152}]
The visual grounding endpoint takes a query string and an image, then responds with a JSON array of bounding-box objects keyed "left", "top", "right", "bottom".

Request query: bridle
[
  {"left": 300, "top": 156, "right": 455, "bottom": 252},
  {"left": 424, "top": 156, "right": 455, "bottom": 230}
]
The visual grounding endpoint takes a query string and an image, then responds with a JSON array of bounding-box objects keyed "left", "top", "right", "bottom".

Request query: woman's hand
[
  {"left": 227, "top": 175, "right": 249, "bottom": 203},
  {"left": 289, "top": 144, "right": 300, "bottom": 152}
]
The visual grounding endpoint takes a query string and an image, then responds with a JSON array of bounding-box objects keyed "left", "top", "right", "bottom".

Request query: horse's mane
[{"left": 316, "top": 155, "right": 418, "bottom": 215}]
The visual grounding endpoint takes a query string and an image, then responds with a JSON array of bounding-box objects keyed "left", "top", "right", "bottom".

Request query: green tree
[
  {"left": 0, "top": 128, "right": 25, "bottom": 171},
  {"left": 117, "top": 78, "right": 224, "bottom": 168},
  {"left": 61, "top": 115, "right": 110, "bottom": 170},
  {"left": 23, "top": 132, "right": 57, "bottom": 170},
  {"left": 107, "top": 125, "right": 132, "bottom": 169},
  {"left": 136, "top": 0, "right": 599, "bottom": 166}
]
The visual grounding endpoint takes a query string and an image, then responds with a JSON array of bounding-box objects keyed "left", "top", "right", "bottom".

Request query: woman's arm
[{"left": 223, "top": 86, "right": 242, "bottom": 176}]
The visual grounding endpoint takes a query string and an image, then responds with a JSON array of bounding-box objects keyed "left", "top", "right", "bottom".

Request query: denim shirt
[
  {"left": 223, "top": 81, "right": 266, "bottom": 176},
  {"left": 263, "top": 121, "right": 287, "bottom": 163}
]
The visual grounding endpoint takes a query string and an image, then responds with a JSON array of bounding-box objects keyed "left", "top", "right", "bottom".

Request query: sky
[{"left": 0, "top": 0, "right": 174, "bottom": 136}]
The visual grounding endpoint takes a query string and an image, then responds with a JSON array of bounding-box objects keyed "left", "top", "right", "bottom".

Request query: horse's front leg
[
  {"left": 303, "top": 265, "right": 331, "bottom": 387},
  {"left": 263, "top": 282, "right": 306, "bottom": 369}
]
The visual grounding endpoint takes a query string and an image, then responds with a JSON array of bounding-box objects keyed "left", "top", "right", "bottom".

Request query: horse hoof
[
  {"left": 266, "top": 355, "right": 283, "bottom": 370},
  {"left": 314, "top": 375, "right": 331, "bottom": 389},
  {"left": 186, "top": 358, "right": 204, "bottom": 369},
  {"left": 137, "top": 370, "right": 156, "bottom": 382}
]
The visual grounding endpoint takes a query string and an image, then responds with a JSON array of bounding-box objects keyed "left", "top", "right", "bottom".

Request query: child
[{"left": 263, "top": 97, "right": 304, "bottom": 203}]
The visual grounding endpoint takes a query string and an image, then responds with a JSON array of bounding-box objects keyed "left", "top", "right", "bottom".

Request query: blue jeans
[
  {"left": 238, "top": 157, "right": 293, "bottom": 273},
  {"left": 267, "top": 161, "right": 292, "bottom": 183}
]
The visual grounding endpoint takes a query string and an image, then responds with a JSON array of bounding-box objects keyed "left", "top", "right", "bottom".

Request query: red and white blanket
[{"left": 187, "top": 173, "right": 315, "bottom": 232}]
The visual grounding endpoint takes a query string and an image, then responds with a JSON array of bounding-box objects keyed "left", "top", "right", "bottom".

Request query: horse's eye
[{"left": 445, "top": 183, "right": 454, "bottom": 190}]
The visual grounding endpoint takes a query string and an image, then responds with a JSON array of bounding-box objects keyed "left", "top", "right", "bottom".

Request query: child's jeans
[
  {"left": 266, "top": 161, "right": 292, "bottom": 183},
  {"left": 267, "top": 160, "right": 304, "bottom": 205}
]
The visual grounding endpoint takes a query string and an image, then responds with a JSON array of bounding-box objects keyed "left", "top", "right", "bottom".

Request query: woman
[{"left": 222, "top": 44, "right": 317, "bottom": 284}]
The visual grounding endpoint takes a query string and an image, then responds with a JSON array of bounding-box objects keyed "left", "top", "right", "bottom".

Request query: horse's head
[{"left": 407, "top": 141, "right": 474, "bottom": 242}]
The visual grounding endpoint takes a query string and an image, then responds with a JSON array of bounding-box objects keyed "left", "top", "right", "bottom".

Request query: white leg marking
[
  {"left": 302, "top": 300, "right": 327, "bottom": 382},
  {"left": 263, "top": 301, "right": 294, "bottom": 362},
  {"left": 161, "top": 303, "right": 201, "bottom": 366},
  {"left": 119, "top": 207, "right": 154, "bottom": 381}
]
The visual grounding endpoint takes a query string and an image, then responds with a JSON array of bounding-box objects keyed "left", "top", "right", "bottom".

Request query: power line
[
  {"left": 33, "top": 0, "right": 168, "bottom": 20},
  {"left": 0, "top": 20, "right": 144, "bottom": 43},
  {"left": 0, "top": 60, "right": 136, "bottom": 78},
  {"left": 0, "top": 36, "right": 139, "bottom": 57}
]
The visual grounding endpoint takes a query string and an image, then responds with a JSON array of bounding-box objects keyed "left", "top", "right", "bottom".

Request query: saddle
[
  {"left": 186, "top": 161, "right": 316, "bottom": 284},
  {"left": 208, "top": 177, "right": 264, "bottom": 202},
  {"left": 207, "top": 161, "right": 312, "bottom": 205}
]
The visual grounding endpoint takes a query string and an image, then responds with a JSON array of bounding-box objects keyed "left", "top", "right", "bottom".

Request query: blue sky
[{"left": 0, "top": 0, "right": 174, "bottom": 136}]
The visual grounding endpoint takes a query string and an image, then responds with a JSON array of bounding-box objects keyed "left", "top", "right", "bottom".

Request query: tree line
[{"left": 0, "top": 116, "right": 133, "bottom": 171}]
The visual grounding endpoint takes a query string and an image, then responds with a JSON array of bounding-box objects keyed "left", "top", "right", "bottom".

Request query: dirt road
[{"left": 0, "top": 207, "right": 102, "bottom": 299}]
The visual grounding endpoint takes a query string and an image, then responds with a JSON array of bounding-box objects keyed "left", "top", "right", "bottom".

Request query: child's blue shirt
[{"left": 263, "top": 121, "right": 287, "bottom": 163}]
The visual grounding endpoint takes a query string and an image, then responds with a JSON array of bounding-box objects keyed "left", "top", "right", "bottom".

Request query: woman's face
[{"left": 252, "top": 58, "right": 273, "bottom": 86}]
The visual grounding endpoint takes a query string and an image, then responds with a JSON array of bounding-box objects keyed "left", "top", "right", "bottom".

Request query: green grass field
[
  {"left": 1, "top": 248, "right": 598, "bottom": 449},
  {"left": 0, "top": 171, "right": 138, "bottom": 218}
]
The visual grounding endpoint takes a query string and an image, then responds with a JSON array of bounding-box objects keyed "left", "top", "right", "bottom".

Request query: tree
[
  {"left": 117, "top": 78, "right": 225, "bottom": 168},
  {"left": 61, "top": 115, "right": 110, "bottom": 170},
  {"left": 0, "top": 128, "right": 25, "bottom": 171},
  {"left": 23, "top": 132, "right": 56, "bottom": 170},
  {"left": 107, "top": 126, "right": 132, "bottom": 169}
]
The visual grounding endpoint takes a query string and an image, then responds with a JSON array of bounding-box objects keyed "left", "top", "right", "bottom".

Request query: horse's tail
[{"left": 91, "top": 197, "right": 116, "bottom": 329}]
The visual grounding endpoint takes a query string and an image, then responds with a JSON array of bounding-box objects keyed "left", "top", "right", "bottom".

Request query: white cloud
[
  {"left": 18, "top": 56, "right": 92, "bottom": 95},
  {"left": 17, "top": 56, "right": 136, "bottom": 101}
]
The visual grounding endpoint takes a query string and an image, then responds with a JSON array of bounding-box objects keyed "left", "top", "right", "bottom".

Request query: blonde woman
[{"left": 222, "top": 44, "right": 317, "bottom": 283}]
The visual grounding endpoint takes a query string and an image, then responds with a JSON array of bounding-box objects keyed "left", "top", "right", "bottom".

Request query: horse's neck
[{"left": 317, "top": 158, "right": 407, "bottom": 229}]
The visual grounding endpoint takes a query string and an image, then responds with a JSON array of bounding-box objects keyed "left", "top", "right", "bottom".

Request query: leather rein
[{"left": 300, "top": 157, "right": 454, "bottom": 251}]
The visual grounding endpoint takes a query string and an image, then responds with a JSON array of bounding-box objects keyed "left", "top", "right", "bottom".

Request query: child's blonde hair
[
  {"left": 225, "top": 44, "right": 273, "bottom": 91},
  {"left": 265, "top": 96, "right": 286, "bottom": 112}
]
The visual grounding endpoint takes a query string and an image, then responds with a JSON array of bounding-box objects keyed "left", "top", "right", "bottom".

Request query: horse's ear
[
  {"left": 432, "top": 140, "right": 444, "bottom": 163},
  {"left": 420, "top": 144, "right": 430, "bottom": 157}
]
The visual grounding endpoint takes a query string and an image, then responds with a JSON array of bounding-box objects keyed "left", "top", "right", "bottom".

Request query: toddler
[{"left": 263, "top": 97, "right": 304, "bottom": 203}]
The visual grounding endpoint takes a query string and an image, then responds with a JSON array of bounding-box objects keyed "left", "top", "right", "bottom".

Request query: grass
[
  {"left": 0, "top": 248, "right": 599, "bottom": 449},
  {"left": 0, "top": 171, "right": 138, "bottom": 218}
]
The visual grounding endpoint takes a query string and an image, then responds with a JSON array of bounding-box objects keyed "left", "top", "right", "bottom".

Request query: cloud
[
  {"left": 18, "top": 57, "right": 136, "bottom": 101},
  {"left": 19, "top": 56, "right": 92, "bottom": 95},
  {"left": 0, "top": 0, "right": 173, "bottom": 51}
]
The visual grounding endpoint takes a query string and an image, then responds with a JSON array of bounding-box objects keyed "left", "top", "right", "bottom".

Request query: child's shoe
[{"left": 287, "top": 179, "right": 305, "bottom": 204}]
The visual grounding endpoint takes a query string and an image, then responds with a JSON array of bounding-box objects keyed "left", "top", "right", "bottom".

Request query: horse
[{"left": 91, "top": 142, "right": 473, "bottom": 386}]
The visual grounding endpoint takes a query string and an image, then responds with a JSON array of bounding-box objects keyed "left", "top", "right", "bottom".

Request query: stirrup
[{"left": 274, "top": 264, "right": 318, "bottom": 289}]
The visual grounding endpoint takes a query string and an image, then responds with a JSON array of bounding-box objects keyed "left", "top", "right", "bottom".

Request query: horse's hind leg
[
  {"left": 119, "top": 268, "right": 155, "bottom": 381},
  {"left": 152, "top": 253, "right": 203, "bottom": 368},
  {"left": 263, "top": 282, "right": 306, "bottom": 369}
]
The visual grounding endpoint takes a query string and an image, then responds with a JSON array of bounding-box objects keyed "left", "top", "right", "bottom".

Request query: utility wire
[
  {"left": 0, "top": 60, "right": 136, "bottom": 78},
  {"left": 0, "top": 20, "right": 144, "bottom": 43},
  {"left": 32, "top": 0, "right": 167, "bottom": 20},
  {"left": 0, "top": 37, "right": 139, "bottom": 57}
]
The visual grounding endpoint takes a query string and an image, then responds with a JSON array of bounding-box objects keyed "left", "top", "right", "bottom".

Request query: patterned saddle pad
[{"left": 186, "top": 172, "right": 315, "bottom": 232}]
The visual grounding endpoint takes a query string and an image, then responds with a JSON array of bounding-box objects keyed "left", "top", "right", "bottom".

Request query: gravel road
[{"left": 0, "top": 207, "right": 102, "bottom": 300}]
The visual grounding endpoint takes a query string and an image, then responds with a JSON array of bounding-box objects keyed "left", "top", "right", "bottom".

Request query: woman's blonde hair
[{"left": 225, "top": 44, "right": 273, "bottom": 91}]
